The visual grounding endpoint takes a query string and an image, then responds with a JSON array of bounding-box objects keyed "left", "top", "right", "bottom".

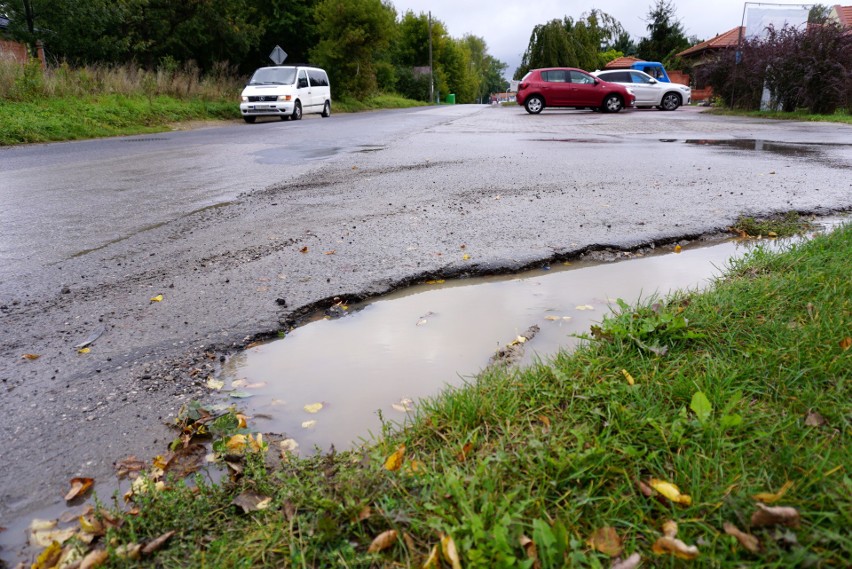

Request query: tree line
[{"left": 0, "top": 0, "right": 508, "bottom": 103}]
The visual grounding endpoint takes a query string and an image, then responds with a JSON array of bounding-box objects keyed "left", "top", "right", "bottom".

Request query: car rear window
[
  {"left": 541, "top": 70, "right": 568, "bottom": 82},
  {"left": 600, "top": 71, "right": 631, "bottom": 83}
]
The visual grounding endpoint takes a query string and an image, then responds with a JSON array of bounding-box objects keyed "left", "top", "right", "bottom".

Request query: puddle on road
[
  {"left": 667, "top": 139, "right": 851, "bottom": 168},
  {"left": 216, "top": 229, "right": 834, "bottom": 455}
]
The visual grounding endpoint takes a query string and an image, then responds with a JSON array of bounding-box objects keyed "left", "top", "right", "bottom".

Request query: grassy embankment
[
  {"left": 705, "top": 106, "right": 852, "bottom": 124},
  {"left": 0, "top": 60, "right": 425, "bottom": 146},
  {"left": 38, "top": 219, "right": 849, "bottom": 568}
]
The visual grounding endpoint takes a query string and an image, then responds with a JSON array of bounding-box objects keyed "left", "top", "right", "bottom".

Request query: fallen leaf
[
  {"left": 384, "top": 444, "right": 406, "bottom": 471},
  {"left": 355, "top": 505, "right": 372, "bottom": 522},
  {"left": 588, "top": 526, "right": 623, "bottom": 557},
  {"left": 162, "top": 443, "right": 206, "bottom": 478},
  {"left": 611, "top": 553, "right": 642, "bottom": 569},
  {"left": 752, "top": 480, "right": 794, "bottom": 504},
  {"left": 22, "top": 353, "right": 41, "bottom": 360},
  {"left": 544, "top": 315, "right": 560, "bottom": 321},
  {"left": 840, "top": 337, "right": 851, "bottom": 350},
  {"left": 232, "top": 491, "right": 272, "bottom": 513},
  {"left": 652, "top": 520, "right": 699, "bottom": 560},
  {"left": 392, "top": 398, "right": 414, "bottom": 412},
  {"left": 441, "top": 534, "right": 462, "bottom": 569},
  {"left": 519, "top": 534, "right": 539, "bottom": 567},
  {"left": 299, "top": 246, "right": 308, "bottom": 253},
  {"left": 77, "top": 347, "right": 91, "bottom": 354},
  {"left": 767, "top": 231, "right": 778, "bottom": 237},
  {"left": 723, "top": 522, "right": 760, "bottom": 553},
  {"left": 115, "top": 543, "right": 142, "bottom": 560},
  {"left": 423, "top": 545, "right": 441, "bottom": 568},
  {"left": 621, "top": 369, "right": 635, "bottom": 386},
  {"left": 64, "top": 477, "right": 94, "bottom": 501},
  {"left": 367, "top": 529, "right": 398, "bottom": 553},
  {"left": 576, "top": 305, "right": 594, "bottom": 310},
  {"left": 205, "top": 378, "right": 224, "bottom": 390},
  {"left": 279, "top": 439, "right": 299, "bottom": 456},
  {"left": 804, "top": 411, "right": 826, "bottom": 427},
  {"left": 30, "top": 523, "right": 77, "bottom": 548},
  {"left": 150, "top": 294, "right": 163, "bottom": 302},
  {"left": 462, "top": 253, "right": 471, "bottom": 261},
  {"left": 57, "top": 545, "right": 85, "bottom": 568},
  {"left": 425, "top": 279, "right": 445, "bottom": 285},
  {"left": 674, "top": 244, "right": 682, "bottom": 253},
  {"left": 751, "top": 503, "right": 800, "bottom": 528},
  {"left": 114, "top": 456, "right": 146, "bottom": 479},
  {"left": 635, "top": 478, "right": 655, "bottom": 497},
  {"left": 32, "top": 542, "right": 62, "bottom": 569},
  {"left": 456, "top": 442, "right": 473, "bottom": 462},
  {"left": 142, "top": 530, "right": 176, "bottom": 555},
  {"left": 303, "top": 402, "right": 324, "bottom": 413},
  {"left": 226, "top": 434, "right": 247, "bottom": 454},
  {"left": 229, "top": 391, "right": 253, "bottom": 399},
  {"left": 649, "top": 478, "right": 692, "bottom": 505},
  {"left": 80, "top": 549, "right": 109, "bottom": 569},
  {"left": 324, "top": 250, "right": 336, "bottom": 255},
  {"left": 538, "top": 415, "right": 551, "bottom": 429},
  {"left": 301, "top": 420, "right": 317, "bottom": 429}
]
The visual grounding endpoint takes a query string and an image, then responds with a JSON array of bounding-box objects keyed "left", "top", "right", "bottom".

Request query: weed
[{"left": 732, "top": 211, "right": 815, "bottom": 237}]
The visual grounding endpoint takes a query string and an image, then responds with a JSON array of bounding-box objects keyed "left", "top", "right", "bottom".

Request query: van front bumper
[{"left": 240, "top": 102, "right": 294, "bottom": 116}]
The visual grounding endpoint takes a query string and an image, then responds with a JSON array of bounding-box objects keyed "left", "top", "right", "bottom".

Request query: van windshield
[{"left": 249, "top": 67, "right": 296, "bottom": 85}]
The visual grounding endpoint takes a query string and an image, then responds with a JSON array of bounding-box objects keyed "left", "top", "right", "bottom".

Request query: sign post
[{"left": 269, "top": 45, "right": 288, "bottom": 65}]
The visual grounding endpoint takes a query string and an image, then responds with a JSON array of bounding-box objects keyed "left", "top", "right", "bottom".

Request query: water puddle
[
  {"left": 673, "top": 139, "right": 851, "bottom": 169},
  {"left": 216, "top": 226, "right": 838, "bottom": 456}
]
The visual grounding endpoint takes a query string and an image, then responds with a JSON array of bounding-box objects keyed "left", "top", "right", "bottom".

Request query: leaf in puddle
[
  {"left": 425, "top": 279, "right": 445, "bottom": 285},
  {"left": 751, "top": 503, "right": 800, "bottom": 528},
  {"left": 674, "top": 244, "right": 682, "bottom": 253},
  {"left": 206, "top": 378, "right": 224, "bottom": 390},
  {"left": 804, "top": 411, "right": 826, "bottom": 427},
  {"left": 77, "top": 347, "right": 91, "bottom": 354},
  {"left": 232, "top": 491, "right": 272, "bottom": 513},
  {"left": 587, "top": 526, "right": 623, "bottom": 557},
  {"left": 150, "top": 294, "right": 163, "bottom": 302},
  {"left": 723, "top": 522, "right": 760, "bottom": 553},
  {"left": 383, "top": 444, "right": 406, "bottom": 471},
  {"left": 163, "top": 443, "right": 206, "bottom": 478},
  {"left": 22, "top": 353, "right": 41, "bottom": 360},
  {"left": 752, "top": 480, "right": 794, "bottom": 504},
  {"left": 611, "top": 553, "right": 642, "bottom": 569},
  {"left": 142, "top": 530, "right": 176, "bottom": 555},
  {"left": 280, "top": 439, "right": 300, "bottom": 456},
  {"left": 30, "top": 526, "right": 78, "bottom": 548},
  {"left": 544, "top": 315, "right": 560, "bottom": 321},
  {"left": 226, "top": 434, "right": 247, "bottom": 453},
  {"left": 229, "top": 391, "right": 253, "bottom": 399},
  {"left": 301, "top": 420, "right": 317, "bottom": 429},
  {"left": 649, "top": 478, "right": 692, "bottom": 506},
  {"left": 32, "top": 542, "right": 63, "bottom": 569},
  {"left": 576, "top": 305, "right": 594, "bottom": 310},
  {"left": 621, "top": 369, "right": 635, "bottom": 385},
  {"left": 303, "top": 402, "right": 323, "bottom": 413},
  {"left": 114, "top": 456, "right": 146, "bottom": 479},
  {"left": 367, "top": 529, "right": 398, "bottom": 553},
  {"left": 64, "top": 477, "right": 94, "bottom": 501},
  {"left": 441, "top": 534, "right": 462, "bottom": 569}
]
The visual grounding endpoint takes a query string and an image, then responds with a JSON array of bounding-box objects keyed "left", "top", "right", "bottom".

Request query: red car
[{"left": 516, "top": 67, "right": 636, "bottom": 114}]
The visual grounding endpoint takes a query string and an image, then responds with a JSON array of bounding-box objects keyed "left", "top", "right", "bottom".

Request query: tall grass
[{"left": 0, "top": 59, "right": 244, "bottom": 102}]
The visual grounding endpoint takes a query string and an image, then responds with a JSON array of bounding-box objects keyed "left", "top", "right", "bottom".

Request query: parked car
[
  {"left": 515, "top": 68, "right": 635, "bottom": 114},
  {"left": 239, "top": 65, "right": 331, "bottom": 123},
  {"left": 591, "top": 69, "right": 691, "bottom": 111}
]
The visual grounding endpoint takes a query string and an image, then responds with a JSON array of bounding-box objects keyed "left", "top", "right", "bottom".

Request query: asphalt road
[{"left": 1, "top": 105, "right": 850, "bottom": 534}]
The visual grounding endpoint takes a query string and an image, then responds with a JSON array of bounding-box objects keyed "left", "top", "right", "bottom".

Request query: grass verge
[
  {"left": 705, "top": 107, "right": 852, "bottom": 124},
  {"left": 333, "top": 93, "right": 431, "bottom": 113},
  {"left": 41, "top": 224, "right": 851, "bottom": 568}
]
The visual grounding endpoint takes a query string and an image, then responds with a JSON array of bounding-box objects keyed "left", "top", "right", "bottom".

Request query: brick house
[{"left": 0, "top": 16, "right": 29, "bottom": 63}]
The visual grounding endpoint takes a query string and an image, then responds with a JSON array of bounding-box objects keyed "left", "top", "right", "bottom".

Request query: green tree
[
  {"left": 244, "top": 0, "right": 319, "bottom": 72},
  {"left": 310, "top": 0, "right": 397, "bottom": 98},
  {"left": 636, "top": 0, "right": 690, "bottom": 64}
]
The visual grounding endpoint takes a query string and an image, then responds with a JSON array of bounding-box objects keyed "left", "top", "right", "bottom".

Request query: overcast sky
[{"left": 388, "top": 0, "right": 772, "bottom": 76}]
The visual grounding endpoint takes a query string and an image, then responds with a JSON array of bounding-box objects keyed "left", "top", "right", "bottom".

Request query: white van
[{"left": 239, "top": 66, "right": 331, "bottom": 123}]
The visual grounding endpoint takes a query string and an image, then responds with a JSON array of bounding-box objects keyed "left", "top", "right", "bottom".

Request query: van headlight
[
  {"left": 240, "top": 96, "right": 248, "bottom": 102},
  {"left": 277, "top": 95, "right": 292, "bottom": 102}
]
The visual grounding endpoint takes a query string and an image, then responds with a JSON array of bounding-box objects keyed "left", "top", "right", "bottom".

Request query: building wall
[{"left": 0, "top": 38, "right": 28, "bottom": 63}]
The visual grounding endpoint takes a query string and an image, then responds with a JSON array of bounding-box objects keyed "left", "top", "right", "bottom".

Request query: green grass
[
  {"left": 58, "top": 224, "right": 852, "bottom": 567},
  {"left": 333, "top": 93, "right": 430, "bottom": 113},
  {"left": 731, "top": 212, "right": 816, "bottom": 238},
  {"left": 0, "top": 95, "right": 240, "bottom": 145},
  {"left": 706, "top": 107, "right": 852, "bottom": 124}
]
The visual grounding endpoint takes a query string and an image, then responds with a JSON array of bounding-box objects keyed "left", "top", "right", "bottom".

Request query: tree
[
  {"left": 636, "top": 0, "right": 690, "bottom": 64},
  {"left": 244, "top": 0, "right": 319, "bottom": 72},
  {"left": 310, "top": 0, "right": 397, "bottom": 98}
]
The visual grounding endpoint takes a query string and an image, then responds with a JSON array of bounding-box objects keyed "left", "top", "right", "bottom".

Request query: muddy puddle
[{"left": 215, "top": 222, "right": 844, "bottom": 456}]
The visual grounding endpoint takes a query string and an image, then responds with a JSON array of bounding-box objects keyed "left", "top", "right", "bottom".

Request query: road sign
[{"left": 269, "top": 45, "right": 287, "bottom": 65}]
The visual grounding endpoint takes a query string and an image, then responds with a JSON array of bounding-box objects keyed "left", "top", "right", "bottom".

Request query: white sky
[{"left": 388, "top": 0, "right": 757, "bottom": 76}]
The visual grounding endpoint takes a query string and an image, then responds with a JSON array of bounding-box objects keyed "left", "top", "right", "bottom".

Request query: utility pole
[{"left": 428, "top": 11, "right": 434, "bottom": 104}]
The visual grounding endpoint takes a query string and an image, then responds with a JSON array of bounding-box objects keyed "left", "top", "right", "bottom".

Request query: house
[
  {"left": 0, "top": 16, "right": 29, "bottom": 63},
  {"left": 828, "top": 4, "right": 852, "bottom": 28}
]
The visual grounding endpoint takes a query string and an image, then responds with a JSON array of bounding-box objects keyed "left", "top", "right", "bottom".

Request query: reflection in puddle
[
  {"left": 217, "top": 234, "right": 824, "bottom": 455},
  {"left": 673, "top": 139, "right": 851, "bottom": 168}
]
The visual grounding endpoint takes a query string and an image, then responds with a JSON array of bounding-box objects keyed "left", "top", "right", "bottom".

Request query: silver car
[{"left": 591, "top": 69, "right": 691, "bottom": 111}]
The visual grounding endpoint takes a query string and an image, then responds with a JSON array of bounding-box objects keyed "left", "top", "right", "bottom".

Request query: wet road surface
[{"left": 1, "top": 105, "right": 851, "bottom": 545}]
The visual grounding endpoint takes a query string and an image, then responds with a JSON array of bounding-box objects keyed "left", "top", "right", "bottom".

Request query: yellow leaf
[
  {"left": 79, "top": 549, "right": 109, "bottom": 569},
  {"left": 752, "top": 480, "right": 794, "bottom": 504},
  {"left": 150, "top": 294, "right": 163, "bottom": 302},
  {"left": 441, "top": 534, "right": 462, "bottom": 569},
  {"left": 575, "top": 305, "right": 594, "bottom": 310},
  {"left": 621, "top": 369, "right": 635, "bottom": 385},
  {"left": 425, "top": 279, "right": 445, "bottom": 285},
  {"left": 279, "top": 438, "right": 299, "bottom": 455},
  {"left": 206, "top": 378, "right": 224, "bottom": 390},
  {"left": 462, "top": 253, "right": 471, "bottom": 261},
  {"left": 588, "top": 526, "right": 623, "bottom": 557},
  {"left": 367, "top": 529, "right": 398, "bottom": 553},
  {"left": 22, "top": 353, "right": 41, "bottom": 360},
  {"left": 248, "top": 433, "right": 265, "bottom": 452},
  {"left": 674, "top": 244, "right": 682, "bottom": 253},
  {"left": 301, "top": 420, "right": 317, "bottom": 429},
  {"left": 77, "top": 347, "right": 91, "bottom": 354},
  {"left": 384, "top": 444, "right": 406, "bottom": 471},
  {"left": 32, "top": 542, "right": 62, "bottom": 569},
  {"left": 226, "top": 434, "right": 247, "bottom": 453},
  {"left": 236, "top": 413, "right": 248, "bottom": 429},
  {"left": 649, "top": 478, "right": 692, "bottom": 505},
  {"left": 303, "top": 402, "right": 324, "bottom": 413},
  {"left": 423, "top": 545, "right": 441, "bottom": 568},
  {"left": 64, "top": 477, "right": 94, "bottom": 501}
]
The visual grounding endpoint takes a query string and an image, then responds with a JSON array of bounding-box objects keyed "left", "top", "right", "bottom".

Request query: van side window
[
  {"left": 308, "top": 70, "right": 329, "bottom": 87},
  {"left": 298, "top": 71, "right": 309, "bottom": 89}
]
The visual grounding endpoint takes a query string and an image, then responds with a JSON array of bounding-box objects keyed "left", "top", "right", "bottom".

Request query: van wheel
[
  {"left": 321, "top": 101, "right": 331, "bottom": 118},
  {"left": 243, "top": 116, "right": 256, "bottom": 124},
  {"left": 291, "top": 101, "right": 302, "bottom": 121}
]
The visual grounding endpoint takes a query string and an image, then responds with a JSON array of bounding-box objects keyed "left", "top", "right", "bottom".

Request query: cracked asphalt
[{"left": 1, "top": 104, "right": 850, "bottom": 535}]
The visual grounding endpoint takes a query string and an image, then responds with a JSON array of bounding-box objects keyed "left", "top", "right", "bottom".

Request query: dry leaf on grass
[
  {"left": 142, "top": 530, "right": 176, "bottom": 555},
  {"left": 649, "top": 478, "right": 692, "bottom": 506},
  {"left": 752, "top": 480, "right": 794, "bottom": 504},
  {"left": 519, "top": 534, "right": 539, "bottom": 568},
  {"left": 441, "top": 534, "right": 462, "bottom": 569},
  {"left": 588, "top": 526, "right": 623, "bottom": 557},
  {"left": 383, "top": 444, "right": 406, "bottom": 471},
  {"left": 723, "top": 522, "right": 760, "bottom": 553},
  {"left": 751, "top": 503, "right": 800, "bottom": 528},
  {"left": 367, "top": 529, "right": 397, "bottom": 553},
  {"left": 652, "top": 520, "right": 699, "bottom": 560},
  {"left": 79, "top": 549, "right": 109, "bottom": 569},
  {"left": 232, "top": 491, "right": 272, "bottom": 514},
  {"left": 611, "top": 553, "right": 642, "bottom": 569}
]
